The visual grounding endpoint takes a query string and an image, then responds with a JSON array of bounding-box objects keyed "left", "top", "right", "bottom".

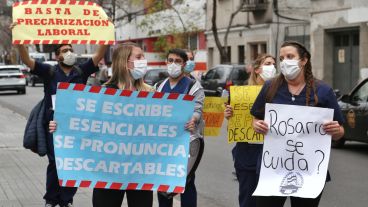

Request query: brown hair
[
  {"left": 265, "top": 41, "right": 318, "bottom": 106},
  {"left": 104, "top": 42, "right": 152, "bottom": 91},
  {"left": 248, "top": 54, "right": 275, "bottom": 86}
]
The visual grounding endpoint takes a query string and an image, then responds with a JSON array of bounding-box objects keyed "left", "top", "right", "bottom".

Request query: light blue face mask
[{"left": 184, "top": 60, "right": 195, "bottom": 73}]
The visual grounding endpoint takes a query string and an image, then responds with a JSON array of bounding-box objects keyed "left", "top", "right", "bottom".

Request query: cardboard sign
[
  {"left": 53, "top": 83, "right": 195, "bottom": 193},
  {"left": 253, "top": 103, "right": 334, "bottom": 198},
  {"left": 12, "top": 0, "right": 115, "bottom": 45},
  {"left": 203, "top": 97, "right": 226, "bottom": 137},
  {"left": 228, "top": 85, "right": 263, "bottom": 143}
]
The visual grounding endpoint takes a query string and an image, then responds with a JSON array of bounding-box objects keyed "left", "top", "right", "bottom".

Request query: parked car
[
  {"left": 0, "top": 65, "right": 27, "bottom": 94},
  {"left": 16, "top": 65, "right": 31, "bottom": 86},
  {"left": 333, "top": 78, "right": 368, "bottom": 148},
  {"left": 29, "top": 60, "right": 58, "bottom": 86},
  {"left": 201, "top": 64, "right": 249, "bottom": 96},
  {"left": 144, "top": 68, "right": 169, "bottom": 86}
]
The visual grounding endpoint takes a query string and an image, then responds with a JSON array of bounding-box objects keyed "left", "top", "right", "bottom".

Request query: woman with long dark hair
[{"left": 251, "top": 41, "right": 344, "bottom": 207}]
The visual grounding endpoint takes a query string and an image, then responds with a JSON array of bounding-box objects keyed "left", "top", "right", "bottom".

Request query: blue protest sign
[{"left": 53, "top": 83, "right": 195, "bottom": 193}]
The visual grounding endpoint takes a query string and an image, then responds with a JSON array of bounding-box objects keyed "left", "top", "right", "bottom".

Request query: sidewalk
[{"left": 0, "top": 105, "right": 179, "bottom": 207}]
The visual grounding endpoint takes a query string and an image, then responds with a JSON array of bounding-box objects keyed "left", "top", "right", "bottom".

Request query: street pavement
[
  {"left": 2, "top": 86, "right": 368, "bottom": 207},
  {"left": 0, "top": 104, "right": 179, "bottom": 207}
]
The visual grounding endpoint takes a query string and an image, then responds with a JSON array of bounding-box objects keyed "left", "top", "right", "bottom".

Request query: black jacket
[{"left": 23, "top": 99, "right": 48, "bottom": 156}]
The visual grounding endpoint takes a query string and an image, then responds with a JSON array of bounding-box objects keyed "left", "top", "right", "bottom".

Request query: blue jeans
[
  {"left": 158, "top": 175, "right": 197, "bottom": 207},
  {"left": 43, "top": 132, "right": 77, "bottom": 206}
]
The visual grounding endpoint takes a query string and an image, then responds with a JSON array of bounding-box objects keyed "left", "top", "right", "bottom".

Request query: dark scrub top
[
  {"left": 251, "top": 79, "right": 344, "bottom": 124},
  {"left": 32, "top": 59, "right": 98, "bottom": 120},
  {"left": 250, "top": 79, "right": 345, "bottom": 179},
  {"left": 161, "top": 76, "right": 193, "bottom": 94}
]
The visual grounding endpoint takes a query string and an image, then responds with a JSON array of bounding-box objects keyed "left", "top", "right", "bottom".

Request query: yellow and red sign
[
  {"left": 203, "top": 97, "right": 227, "bottom": 137},
  {"left": 228, "top": 86, "right": 263, "bottom": 143},
  {"left": 12, "top": 0, "right": 115, "bottom": 45}
]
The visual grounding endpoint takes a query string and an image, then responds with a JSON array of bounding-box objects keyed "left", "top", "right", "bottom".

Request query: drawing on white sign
[{"left": 279, "top": 172, "right": 304, "bottom": 195}]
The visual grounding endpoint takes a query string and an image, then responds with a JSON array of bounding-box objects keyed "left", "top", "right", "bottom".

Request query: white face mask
[
  {"left": 130, "top": 59, "right": 147, "bottom": 80},
  {"left": 280, "top": 59, "right": 301, "bottom": 80},
  {"left": 167, "top": 63, "right": 183, "bottom": 78},
  {"left": 260, "top": 65, "right": 276, "bottom": 81},
  {"left": 62, "top": 51, "right": 77, "bottom": 66}
]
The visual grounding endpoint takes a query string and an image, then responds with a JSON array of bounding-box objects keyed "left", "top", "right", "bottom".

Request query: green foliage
[{"left": 137, "top": 0, "right": 203, "bottom": 54}]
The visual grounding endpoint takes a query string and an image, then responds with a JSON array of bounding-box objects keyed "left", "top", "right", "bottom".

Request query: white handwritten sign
[{"left": 253, "top": 103, "right": 334, "bottom": 198}]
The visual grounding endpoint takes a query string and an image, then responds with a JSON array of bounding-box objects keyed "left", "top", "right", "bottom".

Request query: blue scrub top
[
  {"left": 161, "top": 76, "right": 193, "bottom": 94},
  {"left": 32, "top": 59, "right": 98, "bottom": 119},
  {"left": 251, "top": 79, "right": 344, "bottom": 124}
]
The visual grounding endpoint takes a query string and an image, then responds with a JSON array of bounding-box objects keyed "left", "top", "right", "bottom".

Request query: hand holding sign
[
  {"left": 252, "top": 118, "right": 269, "bottom": 134},
  {"left": 322, "top": 120, "right": 344, "bottom": 139},
  {"left": 224, "top": 104, "right": 233, "bottom": 120}
]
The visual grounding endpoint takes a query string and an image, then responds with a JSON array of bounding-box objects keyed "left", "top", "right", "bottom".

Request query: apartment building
[
  {"left": 205, "top": 0, "right": 311, "bottom": 68},
  {"left": 310, "top": 0, "right": 368, "bottom": 93}
]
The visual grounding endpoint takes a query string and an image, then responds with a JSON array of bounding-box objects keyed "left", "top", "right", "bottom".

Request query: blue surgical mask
[{"left": 184, "top": 60, "right": 195, "bottom": 73}]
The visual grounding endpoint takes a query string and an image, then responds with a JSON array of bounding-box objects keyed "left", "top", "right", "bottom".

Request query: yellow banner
[
  {"left": 12, "top": 0, "right": 115, "bottom": 45},
  {"left": 203, "top": 97, "right": 227, "bottom": 137},
  {"left": 228, "top": 86, "right": 264, "bottom": 143}
]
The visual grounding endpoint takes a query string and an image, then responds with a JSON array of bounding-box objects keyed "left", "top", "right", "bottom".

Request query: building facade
[
  {"left": 310, "top": 0, "right": 368, "bottom": 93},
  {"left": 115, "top": 0, "right": 207, "bottom": 70},
  {"left": 205, "top": 0, "right": 311, "bottom": 69}
]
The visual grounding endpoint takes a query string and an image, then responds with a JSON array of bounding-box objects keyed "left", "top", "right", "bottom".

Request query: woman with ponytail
[
  {"left": 224, "top": 54, "right": 276, "bottom": 207},
  {"left": 250, "top": 41, "right": 344, "bottom": 207}
]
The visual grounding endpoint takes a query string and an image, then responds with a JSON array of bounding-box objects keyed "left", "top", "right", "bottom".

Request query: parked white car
[{"left": 0, "top": 65, "right": 27, "bottom": 94}]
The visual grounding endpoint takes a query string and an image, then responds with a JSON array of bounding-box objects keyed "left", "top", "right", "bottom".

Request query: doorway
[{"left": 332, "top": 29, "right": 359, "bottom": 94}]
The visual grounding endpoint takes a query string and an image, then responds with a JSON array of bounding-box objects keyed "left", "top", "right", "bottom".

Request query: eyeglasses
[
  {"left": 61, "top": 48, "right": 74, "bottom": 53},
  {"left": 167, "top": 58, "right": 183, "bottom": 64}
]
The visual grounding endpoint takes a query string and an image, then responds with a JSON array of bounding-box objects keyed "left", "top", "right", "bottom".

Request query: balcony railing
[{"left": 241, "top": 0, "right": 269, "bottom": 12}]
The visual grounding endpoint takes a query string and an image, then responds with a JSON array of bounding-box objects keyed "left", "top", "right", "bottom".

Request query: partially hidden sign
[
  {"left": 228, "top": 85, "right": 263, "bottom": 143},
  {"left": 53, "top": 83, "right": 195, "bottom": 193},
  {"left": 12, "top": 0, "right": 115, "bottom": 45},
  {"left": 202, "top": 97, "right": 226, "bottom": 137},
  {"left": 253, "top": 103, "right": 333, "bottom": 198}
]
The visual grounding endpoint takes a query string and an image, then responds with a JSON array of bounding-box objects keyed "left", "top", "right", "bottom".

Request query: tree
[
  {"left": 137, "top": 0, "right": 204, "bottom": 53},
  {"left": 211, "top": 0, "right": 246, "bottom": 63},
  {"left": 0, "top": 0, "right": 17, "bottom": 64}
]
